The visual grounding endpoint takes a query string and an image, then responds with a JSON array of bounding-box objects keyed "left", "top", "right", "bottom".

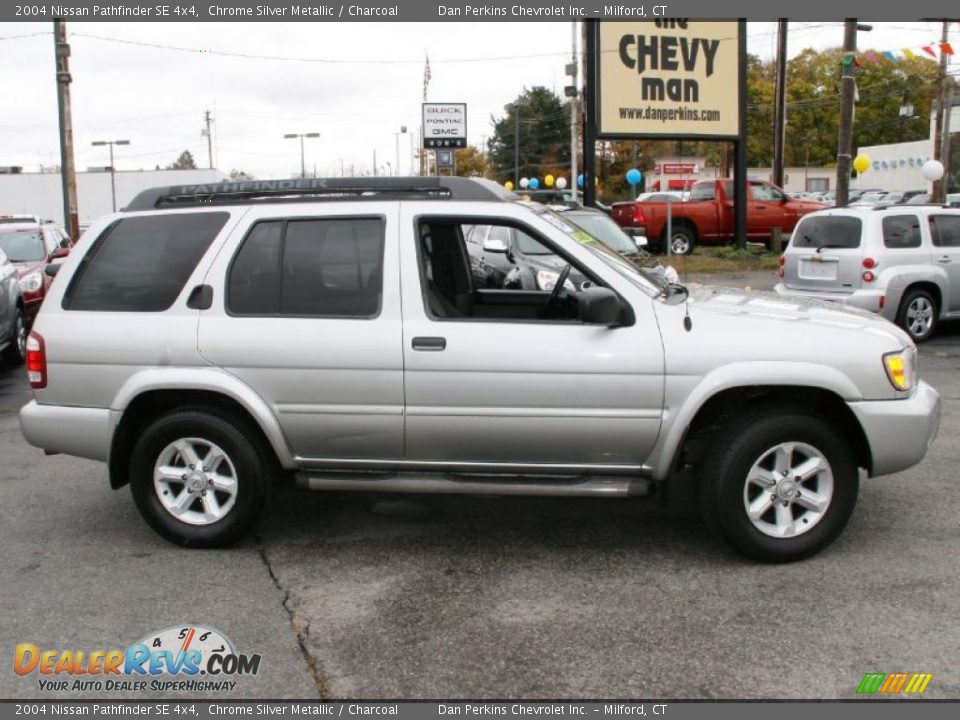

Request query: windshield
[
  {"left": 563, "top": 212, "right": 636, "bottom": 253},
  {"left": 791, "top": 216, "right": 862, "bottom": 249},
  {"left": 528, "top": 205, "right": 666, "bottom": 295},
  {"left": 0, "top": 231, "right": 45, "bottom": 262}
]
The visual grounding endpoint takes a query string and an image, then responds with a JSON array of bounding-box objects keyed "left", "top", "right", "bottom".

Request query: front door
[
  {"left": 929, "top": 214, "right": 960, "bottom": 312},
  {"left": 399, "top": 205, "right": 665, "bottom": 471}
]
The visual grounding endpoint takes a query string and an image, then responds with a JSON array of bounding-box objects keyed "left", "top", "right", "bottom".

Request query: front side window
[
  {"left": 64, "top": 212, "right": 228, "bottom": 312},
  {"left": 882, "top": 215, "right": 922, "bottom": 249},
  {"left": 228, "top": 217, "right": 384, "bottom": 317},
  {"left": 752, "top": 184, "right": 784, "bottom": 202}
]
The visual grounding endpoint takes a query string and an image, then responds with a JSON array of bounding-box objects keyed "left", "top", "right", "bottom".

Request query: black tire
[
  {"left": 129, "top": 409, "right": 277, "bottom": 548},
  {"left": 664, "top": 226, "right": 695, "bottom": 256},
  {"left": 698, "top": 410, "right": 859, "bottom": 563},
  {"left": 896, "top": 288, "right": 937, "bottom": 343},
  {"left": 2, "top": 308, "right": 27, "bottom": 366}
]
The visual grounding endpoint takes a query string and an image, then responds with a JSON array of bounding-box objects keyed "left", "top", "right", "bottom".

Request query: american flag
[{"left": 423, "top": 53, "right": 431, "bottom": 101}]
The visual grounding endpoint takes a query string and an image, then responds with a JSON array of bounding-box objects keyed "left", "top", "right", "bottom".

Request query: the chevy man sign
[
  {"left": 596, "top": 20, "right": 742, "bottom": 139},
  {"left": 423, "top": 103, "right": 467, "bottom": 149}
]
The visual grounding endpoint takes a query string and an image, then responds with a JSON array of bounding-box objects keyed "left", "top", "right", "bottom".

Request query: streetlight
[
  {"left": 91, "top": 139, "right": 130, "bottom": 212},
  {"left": 393, "top": 126, "right": 407, "bottom": 176},
  {"left": 283, "top": 132, "right": 320, "bottom": 178}
]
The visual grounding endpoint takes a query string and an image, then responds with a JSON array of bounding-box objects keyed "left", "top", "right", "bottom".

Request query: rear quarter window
[
  {"left": 64, "top": 212, "right": 228, "bottom": 312},
  {"left": 882, "top": 215, "right": 922, "bottom": 249},
  {"left": 790, "top": 216, "right": 862, "bottom": 249}
]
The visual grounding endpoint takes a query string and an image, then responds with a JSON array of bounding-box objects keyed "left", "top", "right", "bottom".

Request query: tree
[
  {"left": 453, "top": 146, "right": 488, "bottom": 177},
  {"left": 229, "top": 169, "right": 255, "bottom": 181},
  {"left": 167, "top": 150, "right": 197, "bottom": 170},
  {"left": 488, "top": 86, "right": 571, "bottom": 184}
]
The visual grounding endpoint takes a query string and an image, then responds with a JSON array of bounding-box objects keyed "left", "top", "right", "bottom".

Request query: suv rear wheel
[
  {"left": 664, "top": 226, "right": 695, "bottom": 256},
  {"left": 698, "top": 410, "right": 858, "bottom": 562},
  {"left": 896, "top": 288, "right": 937, "bottom": 343},
  {"left": 129, "top": 409, "right": 276, "bottom": 547}
]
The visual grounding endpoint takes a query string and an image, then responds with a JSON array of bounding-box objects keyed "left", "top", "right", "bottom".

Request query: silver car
[
  {"left": 20, "top": 178, "right": 941, "bottom": 562},
  {"left": 0, "top": 247, "right": 26, "bottom": 365},
  {"left": 775, "top": 205, "right": 960, "bottom": 342}
]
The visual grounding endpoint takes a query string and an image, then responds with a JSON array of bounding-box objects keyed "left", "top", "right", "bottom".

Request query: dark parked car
[
  {"left": 0, "top": 246, "right": 26, "bottom": 365},
  {"left": 0, "top": 222, "right": 71, "bottom": 324}
]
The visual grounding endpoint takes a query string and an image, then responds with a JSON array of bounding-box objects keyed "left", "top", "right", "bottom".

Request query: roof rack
[{"left": 125, "top": 176, "right": 515, "bottom": 211}]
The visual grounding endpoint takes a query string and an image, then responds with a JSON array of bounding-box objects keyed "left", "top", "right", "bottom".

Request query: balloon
[
  {"left": 520, "top": 177, "right": 529, "bottom": 189},
  {"left": 577, "top": 174, "right": 584, "bottom": 188},
  {"left": 852, "top": 154, "right": 870, "bottom": 174},
  {"left": 556, "top": 177, "right": 568, "bottom": 190},
  {"left": 626, "top": 168, "right": 642, "bottom": 185},
  {"left": 529, "top": 178, "right": 540, "bottom": 190},
  {"left": 921, "top": 159, "right": 945, "bottom": 182},
  {"left": 545, "top": 174, "right": 555, "bottom": 188},
  {"left": 504, "top": 181, "right": 514, "bottom": 191}
]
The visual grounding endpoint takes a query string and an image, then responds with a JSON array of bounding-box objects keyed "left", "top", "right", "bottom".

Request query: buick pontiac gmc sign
[{"left": 423, "top": 103, "right": 467, "bottom": 149}]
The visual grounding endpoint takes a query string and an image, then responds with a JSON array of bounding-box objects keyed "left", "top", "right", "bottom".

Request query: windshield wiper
[{"left": 814, "top": 241, "right": 848, "bottom": 253}]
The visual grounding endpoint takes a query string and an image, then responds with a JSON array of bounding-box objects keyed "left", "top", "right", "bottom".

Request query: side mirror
[
  {"left": 634, "top": 235, "right": 649, "bottom": 248},
  {"left": 483, "top": 238, "right": 508, "bottom": 253},
  {"left": 60, "top": 238, "right": 70, "bottom": 248},
  {"left": 51, "top": 247, "right": 70, "bottom": 259},
  {"left": 578, "top": 286, "right": 623, "bottom": 326},
  {"left": 44, "top": 264, "right": 61, "bottom": 277}
]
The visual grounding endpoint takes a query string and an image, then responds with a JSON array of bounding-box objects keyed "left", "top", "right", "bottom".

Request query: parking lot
[{"left": 2, "top": 276, "right": 960, "bottom": 700}]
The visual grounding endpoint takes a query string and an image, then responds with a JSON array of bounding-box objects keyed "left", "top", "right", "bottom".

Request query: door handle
[
  {"left": 412, "top": 336, "right": 446, "bottom": 351},
  {"left": 937, "top": 256, "right": 952, "bottom": 264},
  {"left": 755, "top": 205, "right": 767, "bottom": 209}
]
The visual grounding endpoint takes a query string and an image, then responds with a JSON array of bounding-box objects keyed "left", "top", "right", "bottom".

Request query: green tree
[
  {"left": 488, "top": 87, "right": 571, "bottom": 184},
  {"left": 168, "top": 150, "right": 198, "bottom": 170}
]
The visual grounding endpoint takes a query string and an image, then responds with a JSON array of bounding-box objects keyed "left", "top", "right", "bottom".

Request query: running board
[{"left": 294, "top": 471, "right": 654, "bottom": 498}]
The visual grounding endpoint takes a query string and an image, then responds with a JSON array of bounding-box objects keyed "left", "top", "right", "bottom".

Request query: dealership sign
[
  {"left": 423, "top": 103, "right": 467, "bottom": 148},
  {"left": 596, "top": 20, "right": 742, "bottom": 139}
]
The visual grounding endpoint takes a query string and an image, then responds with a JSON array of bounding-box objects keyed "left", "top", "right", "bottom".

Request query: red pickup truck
[{"left": 611, "top": 179, "right": 827, "bottom": 255}]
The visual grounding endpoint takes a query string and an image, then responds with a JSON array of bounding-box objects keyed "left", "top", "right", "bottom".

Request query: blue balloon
[
  {"left": 577, "top": 174, "right": 584, "bottom": 188},
  {"left": 626, "top": 168, "right": 642, "bottom": 185},
  {"left": 529, "top": 178, "right": 540, "bottom": 190}
]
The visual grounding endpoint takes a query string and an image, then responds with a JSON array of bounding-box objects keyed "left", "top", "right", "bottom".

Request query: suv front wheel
[
  {"left": 129, "top": 409, "right": 276, "bottom": 547},
  {"left": 698, "top": 410, "right": 859, "bottom": 562}
]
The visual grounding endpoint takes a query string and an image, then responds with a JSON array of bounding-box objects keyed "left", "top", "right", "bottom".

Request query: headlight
[
  {"left": 18, "top": 272, "right": 42, "bottom": 293},
  {"left": 535, "top": 270, "right": 576, "bottom": 292},
  {"left": 883, "top": 348, "right": 916, "bottom": 392}
]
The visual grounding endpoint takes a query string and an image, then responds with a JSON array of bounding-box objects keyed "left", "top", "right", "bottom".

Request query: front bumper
[
  {"left": 19, "top": 400, "right": 111, "bottom": 462},
  {"left": 849, "top": 381, "right": 941, "bottom": 477},
  {"left": 773, "top": 283, "right": 901, "bottom": 322}
]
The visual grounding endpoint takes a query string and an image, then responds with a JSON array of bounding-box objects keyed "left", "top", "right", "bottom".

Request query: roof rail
[{"left": 124, "top": 176, "right": 515, "bottom": 211}]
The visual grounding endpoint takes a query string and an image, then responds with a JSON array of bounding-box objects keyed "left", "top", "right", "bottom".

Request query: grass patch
[{"left": 667, "top": 244, "right": 781, "bottom": 274}]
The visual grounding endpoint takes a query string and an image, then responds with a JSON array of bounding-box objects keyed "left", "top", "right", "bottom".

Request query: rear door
[
  {"left": 929, "top": 213, "right": 960, "bottom": 312},
  {"left": 197, "top": 203, "right": 404, "bottom": 462},
  {"left": 783, "top": 213, "right": 864, "bottom": 293},
  {"left": 748, "top": 182, "right": 790, "bottom": 237}
]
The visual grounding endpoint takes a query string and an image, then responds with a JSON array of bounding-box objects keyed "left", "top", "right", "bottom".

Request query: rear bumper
[
  {"left": 773, "top": 283, "right": 900, "bottom": 322},
  {"left": 19, "top": 400, "right": 111, "bottom": 462},
  {"left": 849, "top": 381, "right": 941, "bottom": 477}
]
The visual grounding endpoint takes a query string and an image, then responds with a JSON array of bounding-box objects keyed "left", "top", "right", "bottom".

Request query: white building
[{"left": 0, "top": 168, "right": 229, "bottom": 228}]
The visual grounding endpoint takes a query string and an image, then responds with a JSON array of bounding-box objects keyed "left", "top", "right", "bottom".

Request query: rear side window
[
  {"left": 227, "top": 217, "right": 384, "bottom": 317},
  {"left": 882, "top": 215, "right": 922, "bottom": 249},
  {"left": 689, "top": 182, "right": 715, "bottom": 201},
  {"left": 790, "top": 216, "right": 862, "bottom": 249},
  {"left": 929, "top": 215, "right": 960, "bottom": 247},
  {"left": 64, "top": 212, "right": 228, "bottom": 312}
]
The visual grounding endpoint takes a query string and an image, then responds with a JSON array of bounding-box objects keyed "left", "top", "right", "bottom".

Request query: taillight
[
  {"left": 862, "top": 270, "right": 876, "bottom": 283},
  {"left": 633, "top": 207, "right": 646, "bottom": 225},
  {"left": 26, "top": 331, "right": 46, "bottom": 389},
  {"left": 863, "top": 257, "right": 877, "bottom": 269},
  {"left": 779, "top": 256, "right": 786, "bottom": 266},
  {"left": 778, "top": 267, "right": 785, "bottom": 278}
]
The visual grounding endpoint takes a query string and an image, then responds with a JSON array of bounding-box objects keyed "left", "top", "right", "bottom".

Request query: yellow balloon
[
  {"left": 504, "top": 181, "right": 514, "bottom": 191},
  {"left": 545, "top": 174, "right": 555, "bottom": 188},
  {"left": 853, "top": 154, "right": 870, "bottom": 174}
]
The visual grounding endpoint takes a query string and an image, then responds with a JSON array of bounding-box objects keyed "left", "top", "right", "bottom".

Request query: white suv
[{"left": 775, "top": 205, "right": 960, "bottom": 342}]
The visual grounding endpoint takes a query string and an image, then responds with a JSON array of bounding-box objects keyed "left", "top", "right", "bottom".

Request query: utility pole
[
  {"left": 513, "top": 103, "right": 521, "bottom": 187},
  {"left": 373, "top": 149, "right": 377, "bottom": 177},
  {"left": 567, "top": 21, "right": 578, "bottom": 201},
  {"left": 91, "top": 139, "right": 130, "bottom": 213},
  {"left": 203, "top": 110, "right": 214, "bottom": 169},
  {"left": 835, "top": 20, "right": 858, "bottom": 207},
  {"left": 53, "top": 20, "right": 79, "bottom": 239},
  {"left": 932, "top": 20, "right": 951, "bottom": 204},
  {"left": 772, "top": 19, "right": 788, "bottom": 189}
]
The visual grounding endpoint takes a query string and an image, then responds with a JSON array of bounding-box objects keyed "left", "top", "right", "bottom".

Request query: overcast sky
[{"left": 0, "top": 20, "right": 955, "bottom": 179}]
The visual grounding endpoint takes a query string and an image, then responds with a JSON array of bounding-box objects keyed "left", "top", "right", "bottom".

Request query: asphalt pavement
[{"left": 2, "top": 276, "right": 959, "bottom": 700}]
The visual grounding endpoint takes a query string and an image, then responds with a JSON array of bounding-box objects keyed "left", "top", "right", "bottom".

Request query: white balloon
[
  {"left": 921, "top": 160, "right": 945, "bottom": 182},
  {"left": 519, "top": 177, "right": 530, "bottom": 189},
  {"left": 555, "top": 177, "right": 568, "bottom": 190}
]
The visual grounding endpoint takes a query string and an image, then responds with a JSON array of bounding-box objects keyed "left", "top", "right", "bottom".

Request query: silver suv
[
  {"left": 20, "top": 178, "right": 941, "bottom": 562},
  {"left": 774, "top": 205, "right": 960, "bottom": 342}
]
